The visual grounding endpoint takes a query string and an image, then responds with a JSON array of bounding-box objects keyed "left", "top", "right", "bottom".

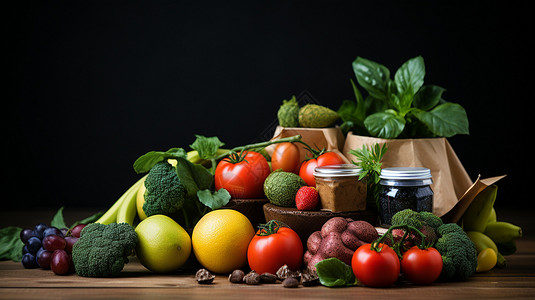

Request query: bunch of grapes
[{"left": 20, "top": 223, "right": 86, "bottom": 275}]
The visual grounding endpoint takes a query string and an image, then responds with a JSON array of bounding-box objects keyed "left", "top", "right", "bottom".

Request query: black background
[{"left": 6, "top": 1, "right": 533, "bottom": 211}]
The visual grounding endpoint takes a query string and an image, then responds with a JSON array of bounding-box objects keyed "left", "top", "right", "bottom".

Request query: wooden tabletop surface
[{"left": 1, "top": 208, "right": 534, "bottom": 299}]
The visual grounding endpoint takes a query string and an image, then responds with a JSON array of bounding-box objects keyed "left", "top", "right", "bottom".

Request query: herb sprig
[{"left": 350, "top": 143, "right": 387, "bottom": 211}]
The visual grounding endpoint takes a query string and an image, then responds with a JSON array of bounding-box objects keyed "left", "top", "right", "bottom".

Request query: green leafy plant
[
  {"left": 350, "top": 143, "right": 387, "bottom": 212},
  {"left": 338, "top": 56, "right": 469, "bottom": 139}
]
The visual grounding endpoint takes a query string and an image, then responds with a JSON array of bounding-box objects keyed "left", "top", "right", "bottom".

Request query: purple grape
[
  {"left": 70, "top": 224, "right": 86, "bottom": 238},
  {"left": 21, "top": 253, "right": 38, "bottom": 269},
  {"left": 50, "top": 250, "right": 73, "bottom": 275},
  {"left": 20, "top": 228, "right": 34, "bottom": 244},
  {"left": 22, "top": 245, "right": 29, "bottom": 255},
  {"left": 26, "top": 237, "right": 42, "bottom": 254},
  {"left": 42, "top": 235, "right": 66, "bottom": 252},
  {"left": 44, "top": 227, "right": 63, "bottom": 238},
  {"left": 64, "top": 236, "right": 78, "bottom": 254},
  {"left": 37, "top": 249, "right": 52, "bottom": 269},
  {"left": 33, "top": 223, "right": 48, "bottom": 239}
]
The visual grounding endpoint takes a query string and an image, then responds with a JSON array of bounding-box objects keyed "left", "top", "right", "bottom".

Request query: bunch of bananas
[
  {"left": 462, "top": 184, "right": 523, "bottom": 271},
  {"left": 93, "top": 150, "right": 226, "bottom": 227}
]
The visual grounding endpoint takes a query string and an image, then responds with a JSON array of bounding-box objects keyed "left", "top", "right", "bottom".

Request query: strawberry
[{"left": 295, "top": 186, "right": 319, "bottom": 211}]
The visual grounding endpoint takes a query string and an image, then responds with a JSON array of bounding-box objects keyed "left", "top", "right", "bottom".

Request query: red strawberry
[{"left": 295, "top": 186, "right": 319, "bottom": 211}]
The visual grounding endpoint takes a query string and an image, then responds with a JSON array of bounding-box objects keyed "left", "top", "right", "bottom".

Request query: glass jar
[
  {"left": 313, "top": 164, "right": 367, "bottom": 212},
  {"left": 378, "top": 167, "right": 434, "bottom": 226}
]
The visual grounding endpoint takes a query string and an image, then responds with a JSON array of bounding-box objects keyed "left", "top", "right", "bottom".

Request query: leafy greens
[{"left": 338, "top": 56, "right": 469, "bottom": 139}]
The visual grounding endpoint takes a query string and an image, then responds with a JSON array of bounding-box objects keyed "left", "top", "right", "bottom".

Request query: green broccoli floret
[
  {"left": 143, "top": 161, "right": 187, "bottom": 217},
  {"left": 72, "top": 222, "right": 138, "bottom": 277},
  {"left": 390, "top": 209, "right": 443, "bottom": 248},
  {"left": 435, "top": 223, "right": 477, "bottom": 281}
]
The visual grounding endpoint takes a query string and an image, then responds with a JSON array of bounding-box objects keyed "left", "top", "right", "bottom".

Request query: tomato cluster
[{"left": 351, "top": 241, "right": 443, "bottom": 287}]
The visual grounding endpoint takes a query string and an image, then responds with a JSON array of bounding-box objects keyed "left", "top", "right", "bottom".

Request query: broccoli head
[
  {"left": 435, "top": 223, "right": 477, "bottom": 281},
  {"left": 72, "top": 222, "right": 138, "bottom": 277},
  {"left": 143, "top": 161, "right": 187, "bottom": 217},
  {"left": 389, "top": 209, "right": 443, "bottom": 249}
]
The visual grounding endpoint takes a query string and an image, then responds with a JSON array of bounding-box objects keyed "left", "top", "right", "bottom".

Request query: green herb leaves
[{"left": 339, "top": 56, "right": 469, "bottom": 139}]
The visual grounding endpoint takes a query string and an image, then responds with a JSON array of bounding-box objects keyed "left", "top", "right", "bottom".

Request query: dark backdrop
[{"left": 6, "top": 1, "right": 533, "bottom": 210}]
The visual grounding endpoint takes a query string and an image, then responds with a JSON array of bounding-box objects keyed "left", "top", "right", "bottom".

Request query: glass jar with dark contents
[{"left": 378, "top": 167, "right": 433, "bottom": 226}]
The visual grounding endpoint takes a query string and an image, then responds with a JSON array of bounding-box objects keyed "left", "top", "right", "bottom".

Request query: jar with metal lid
[
  {"left": 378, "top": 167, "right": 434, "bottom": 226},
  {"left": 313, "top": 164, "right": 367, "bottom": 212}
]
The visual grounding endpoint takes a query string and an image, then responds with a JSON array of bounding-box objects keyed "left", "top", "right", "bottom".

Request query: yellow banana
[
  {"left": 466, "top": 230, "right": 506, "bottom": 268},
  {"left": 116, "top": 177, "right": 145, "bottom": 226},
  {"left": 484, "top": 221, "right": 522, "bottom": 243},
  {"left": 95, "top": 175, "right": 147, "bottom": 225},
  {"left": 462, "top": 185, "right": 498, "bottom": 232},
  {"left": 487, "top": 207, "right": 497, "bottom": 223}
]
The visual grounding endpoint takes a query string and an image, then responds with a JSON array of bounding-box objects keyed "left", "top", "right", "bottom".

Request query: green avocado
[{"left": 263, "top": 171, "right": 306, "bottom": 207}]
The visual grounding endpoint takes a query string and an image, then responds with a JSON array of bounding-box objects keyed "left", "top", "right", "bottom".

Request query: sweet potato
[{"left": 303, "top": 217, "right": 378, "bottom": 270}]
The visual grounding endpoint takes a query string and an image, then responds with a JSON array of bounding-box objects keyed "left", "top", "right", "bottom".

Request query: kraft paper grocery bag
[{"left": 342, "top": 133, "right": 473, "bottom": 217}]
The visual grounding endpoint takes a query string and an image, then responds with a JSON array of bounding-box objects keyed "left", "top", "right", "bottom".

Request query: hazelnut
[
  {"left": 282, "top": 277, "right": 299, "bottom": 288},
  {"left": 260, "top": 272, "right": 277, "bottom": 283},
  {"left": 243, "top": 271, "right": 261, "bottom": 285},
  {"left": 228, "top": 269, "right": 245, "bottom": 283}
]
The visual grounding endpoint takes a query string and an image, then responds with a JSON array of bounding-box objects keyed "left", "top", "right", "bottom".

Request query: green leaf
[
  {"left": 174, "top": 157, "right": 214, "bottom": 198},
  {"left": 352, "top": 57, "right": 391, "bottom": 101},
  {"left": 364, "top": 111, "right": 406, "bottom": 139},
  {"left": 0, "top": 226, "right": 24, "bottom": 262},
  {"left": 413, "top": 85, "right": 445, "bottom": 111},
  {"left": 133, "top": 148, "right": 187, "bottom": 174},
  {"left": 50, "top": 207, "right": 67, "bottom": 229},
  {"left": 190, "top": 135, "right": 225, "bottom": 160},
  {"left": 315, "top": 258, "right": 358, "bottom": 287},
  {"left": 411, "top": 102, "right": 469, "bottom": 137},
  {"left": 394, "top": 56, "right": 425, "bottom": 96},
  {"left": 197, "top": 188, "right": 231, "bottom": 210}
]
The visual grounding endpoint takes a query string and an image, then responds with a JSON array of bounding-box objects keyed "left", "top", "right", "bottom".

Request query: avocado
[
  {"left": 298, "top": 104, "right": 339, "bottom": 128},
  {"left": 263, "top": 171, "right": 306, "bottom": 207}
]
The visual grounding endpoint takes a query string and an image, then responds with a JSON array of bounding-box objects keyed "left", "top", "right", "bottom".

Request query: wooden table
[{"left": 1, "top": 208, "right": 534, "bottom": 299}]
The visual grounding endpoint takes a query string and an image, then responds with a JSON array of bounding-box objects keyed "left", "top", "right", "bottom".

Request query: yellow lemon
[
  {"left": 476, "top": 247, "right": 497, "bottom": 272},
  {"left": 135, "top": 215, "right": 191, "bottom": 273},
  {"left": 192, "top": 209, "right": 255, "bottom": 274},
  {"left": 136, "top": 177, "right": 147, "bottom": 221}
]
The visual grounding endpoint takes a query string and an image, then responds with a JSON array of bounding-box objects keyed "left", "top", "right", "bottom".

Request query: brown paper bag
[
  {"left": 441, "top": 175, "right": 506, "bottom": 223},
  {"left": 265, "top": 126, "right": 350, "bottom": 163},
  {"left": 342, "top": 133, "right": 473, "bottom": 217}
]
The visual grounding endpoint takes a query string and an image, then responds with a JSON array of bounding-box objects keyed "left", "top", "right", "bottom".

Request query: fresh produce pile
[{"left": 0, "top": 56, "right": 523, "bottom": 289}]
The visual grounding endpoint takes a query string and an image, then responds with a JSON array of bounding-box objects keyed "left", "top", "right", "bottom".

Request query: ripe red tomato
[
  {"left": 401, "top": 246, "right": 443, "bottom": 285},
  {"left": 351, "top": 243, "right": 400, "bottom": 287},
  {"left": 299, "top": 152, "right": 346, "bottom": 186},
  {"left": 271, "top": 142, "right": 300, "bottom": 174},
  {"left": 247, "top": 220, "right": 303, "bottom": 274},
  {"left": 214, "top": 151, "right": 270, "bottom": 199}
]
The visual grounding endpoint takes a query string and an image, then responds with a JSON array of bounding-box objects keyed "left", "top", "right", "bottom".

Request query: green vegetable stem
[{"left": 373, "top": 224, "right": 427, "bottom": 258}]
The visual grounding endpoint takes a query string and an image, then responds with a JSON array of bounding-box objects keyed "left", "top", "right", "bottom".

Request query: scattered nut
[
  {"left": 196, "top": 268, "right": 215, "bottom": 284},
  {"left": 228, "top": 269, "right": 245, "bottom": 283},
  {"left": 260, "top": 272, "right": 278, "bottom": 283},
  {"left": 301, "top": 267, "right": 320, "bottom": 287},
  {"left": 276, "top": 265, "right": 301, "bottom": 281},
  {"left": 282, "top": 277, "right": 299, "bottom": 288},
  {"left": 244, "top": 271, "right": 261, "bottom": 285}
]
